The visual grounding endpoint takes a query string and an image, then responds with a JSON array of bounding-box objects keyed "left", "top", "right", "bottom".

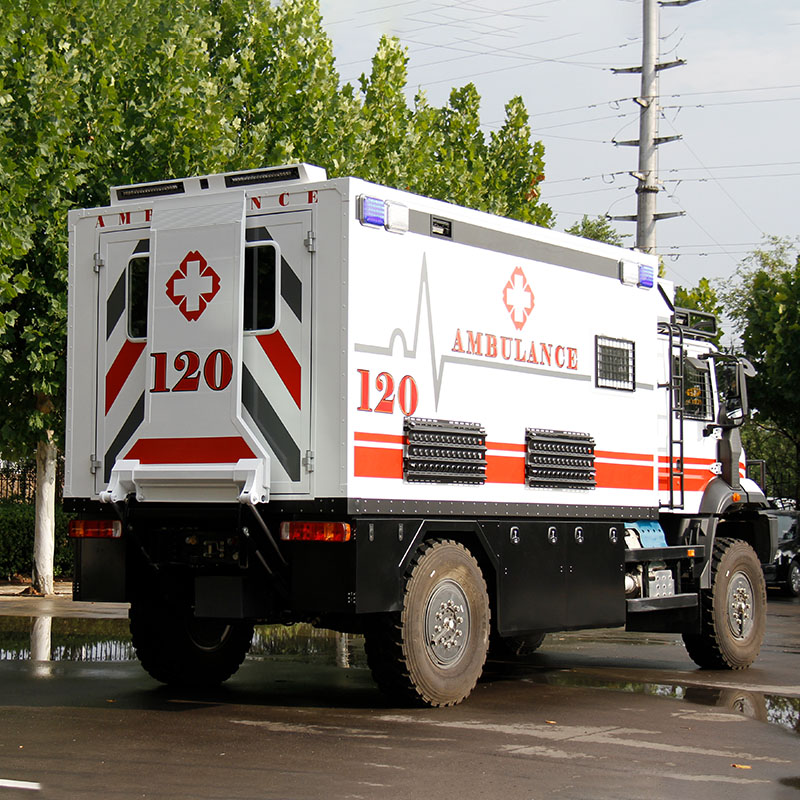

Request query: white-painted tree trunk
[
  {"left": 30, "top": 616, "right": 52, "bottom": 661},
  {"left": 33, "top": 437, "right": 57, "bottom": 596}
]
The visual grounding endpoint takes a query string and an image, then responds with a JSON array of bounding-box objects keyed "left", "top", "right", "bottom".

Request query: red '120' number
[
  {"left": 357, "top": 369, "right": 419, "bottom": 415},
  {"left": 151, "top": 349, "right": 233, "bottom": 393}
]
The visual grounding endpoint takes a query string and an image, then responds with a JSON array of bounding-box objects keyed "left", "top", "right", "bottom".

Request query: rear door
[
  {"left": 95, "top": 193, "right": 273, "bottom": 503},
  {"left": 95, "top": 227, "right": 151, "bottom": 494},
  {"left": 241, "top": 210, "right": 313, "bottom": 495}
]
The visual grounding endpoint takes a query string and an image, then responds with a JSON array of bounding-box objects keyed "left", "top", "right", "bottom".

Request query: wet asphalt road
[{"left": 0, "top": 595, "right": 798, "bottom": 800}]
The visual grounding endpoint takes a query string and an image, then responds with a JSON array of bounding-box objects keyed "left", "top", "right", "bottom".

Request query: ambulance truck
[{"left": 65, "top": 164, "right": 774, "bottom": 706}]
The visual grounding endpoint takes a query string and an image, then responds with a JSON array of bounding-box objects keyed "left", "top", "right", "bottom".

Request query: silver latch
[
  {"left": 303, "top": 450, "right": 315, "bottom": 473},
  {"left": 304, "top": 230, "right": 316, "bottom": 253},
  {"left": 93, "top": 253, "right": 104, "bottom": 273}
]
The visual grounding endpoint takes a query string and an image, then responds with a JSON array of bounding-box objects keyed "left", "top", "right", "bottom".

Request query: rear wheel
[
  {"left": 364, "top": 539, "right": 490, "bottom": 707},
  {"left": 785, "top": 560, "right": 800, "bottom": 597},
  {"left": 130, "top": 601, "right": 254, "bottom": 687},
  {"left": 682, "top": 537, "right": 766, "bottom": 670}
]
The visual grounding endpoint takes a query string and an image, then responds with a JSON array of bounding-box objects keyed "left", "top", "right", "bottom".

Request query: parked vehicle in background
[{"left": 763, "top": 510, "right": 800, "bottom": 596}]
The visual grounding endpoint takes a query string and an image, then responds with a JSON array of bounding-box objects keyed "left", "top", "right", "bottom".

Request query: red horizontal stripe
[
  {"left": 354, "top": 446, "right": 403, "bottom": 479},
  {"left": 125, "top": 436, "right": 255, "bottom": 464},
  {"left": 105, "top": 339, "right": 146, "bottom": 415},
  {"left": 354, "top": 432, "right": 406, "bottom": 444}
]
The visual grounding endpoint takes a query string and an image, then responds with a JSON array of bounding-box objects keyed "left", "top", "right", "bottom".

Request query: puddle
[
  {"left": 526, "top": 669, "right": 800, "bottom": 736},
  {"left": 0, "top": 616, "right": 366, "bottom": 669},
  {"left": 1, "top": 617, "right": 795, "bottom": 735}
]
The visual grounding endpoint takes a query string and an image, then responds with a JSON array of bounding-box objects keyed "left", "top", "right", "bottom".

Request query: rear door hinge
[
  {"left": 89, "top": 455, "right": 102, "bottom": 474},
  {"left": 303, "top": 450, "right": 315, "bottom": 473},
  {"left": 93, "top": 253, "right": 104, "bottom": 272},
  {"left": 304, "top": 230, "right": 316, "bottom": 253}
]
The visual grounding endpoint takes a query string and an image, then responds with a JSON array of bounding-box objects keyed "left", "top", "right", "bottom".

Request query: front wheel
[
  {"left": 130, "top": 602, "right": 254, "bottom": 687},
  {"left": 364, "top": 539, "right": 490, "bottom": 707},
  {"left": 682, "top": 537, "right": 766, "bottom": 670}
]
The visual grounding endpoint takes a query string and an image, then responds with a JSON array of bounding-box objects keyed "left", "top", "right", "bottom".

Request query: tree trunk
[{"left": 33, "top": 436, "right": 57, "bottom": 596}]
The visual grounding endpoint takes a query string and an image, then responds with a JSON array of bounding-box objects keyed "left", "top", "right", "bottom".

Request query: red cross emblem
[
  {"left": 503, "top": 266, "right": 535, "bottom": 330},
  {"left": 166, "top": 251, "right": 221, "bottom": 322}
]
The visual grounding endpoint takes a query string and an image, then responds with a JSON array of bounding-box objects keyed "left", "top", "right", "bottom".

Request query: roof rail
[{"left": 672, "top": 306, "right": 717, "bottom": 341}]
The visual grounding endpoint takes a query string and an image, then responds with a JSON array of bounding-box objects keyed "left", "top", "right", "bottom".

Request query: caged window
[
  {"left": 243, "top": 241, "right": 279, "bottom": 333},
  {"left": 595, "top": 336, "right": 635, "bottom": 391},
  {"left": 681, "top": 357, "right": 713, "bottom": 421}
]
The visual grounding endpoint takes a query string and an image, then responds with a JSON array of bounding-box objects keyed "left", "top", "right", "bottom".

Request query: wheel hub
[
  {"left": 727, "top": 571, "right": 754, "bottom": 640},
  {"left": 425, "top": 580, "right": 470, "bottom": 667}
]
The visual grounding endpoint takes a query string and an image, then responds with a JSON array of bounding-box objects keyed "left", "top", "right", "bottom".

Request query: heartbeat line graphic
[{"left": 354, "top": 254, "right": 589, "bottom": 411}]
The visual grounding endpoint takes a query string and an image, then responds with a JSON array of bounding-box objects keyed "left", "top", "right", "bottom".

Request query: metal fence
[{"left": 0, "top": 461, "right": 64, "bottom": 503}]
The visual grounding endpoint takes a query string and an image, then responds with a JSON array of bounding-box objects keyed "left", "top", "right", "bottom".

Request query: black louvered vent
[
  {"left": 525, "top": 428, "right": 596, "bottom": 490},
  {"left": 404, "top": 417, "right": 487, "bottom": 485}
]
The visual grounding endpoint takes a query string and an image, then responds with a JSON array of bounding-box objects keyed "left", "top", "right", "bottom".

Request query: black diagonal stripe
[
  {"left": 106, "top": 270, "right": 126, "bottom": 340},
  {"left": 280, "top": 255, "right": 302, "bottom": 322},
  {"left": 242, "top": 364, "right": 301, "bottom": 481},
  {"left": 104, "top": 392, "right": 145, "bottom": 484},
  {"left": 133, "top": 238, "right": 149, "bottom": 254}
]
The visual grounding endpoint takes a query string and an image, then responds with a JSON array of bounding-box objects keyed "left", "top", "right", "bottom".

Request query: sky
[{"left": 317, "top": 0, "right": 800, "bottom": 290}]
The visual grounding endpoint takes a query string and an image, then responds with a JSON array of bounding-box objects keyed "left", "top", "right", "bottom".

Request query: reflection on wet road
[{"left": 1, "top": 613, "right": 798, "bottom": 735}]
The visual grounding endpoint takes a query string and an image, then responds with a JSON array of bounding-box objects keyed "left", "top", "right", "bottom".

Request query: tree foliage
[
  {"left": 0, "top": 0, "right": 554, "bottom": 460},
  {"left": 721, "top": 236, "right": 800, "bottom": 501},
  {"left": 565, "top": 215, "right": 624, "bottom": 246}
]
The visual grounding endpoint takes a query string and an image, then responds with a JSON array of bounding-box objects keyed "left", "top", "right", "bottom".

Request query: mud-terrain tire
[
  {"left": 364, "top": 539, "right": 490, "bottom": 707},
  {"left": 682, "top": 537, "right": 766, "bottom": 670},
  {"left": 784, "top": 560, "right": 800, "bottom": 598},
  {"left": 130, "top": 602, "right": 254, "bottom": 687}
]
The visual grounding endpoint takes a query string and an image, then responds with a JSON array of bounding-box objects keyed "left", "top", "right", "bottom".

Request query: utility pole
[{"left": 610, "top": 0, "right": 701, "bottom": 254}]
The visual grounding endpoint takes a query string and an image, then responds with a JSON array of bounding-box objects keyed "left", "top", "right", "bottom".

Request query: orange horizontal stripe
[
  {"left": 486, "top": 455, "right": 525, "bottom": 484},
  {"left": 354, "top": 432, "right": 405, "bottom": 444},
  {"left": 658, "top": 456, "right": 716, "bottom": 466},
  {"left": 595, "top": 462, "right": 653, "bottom": 490},
  {"left": 485, "top": 441, "right": 527, "bottom": 453},
  {"left": 595, "top": 450, "right": 654, "bottom": 463},
  {"left": 354, "top": 446, "right": 403, "bottom": 479}
]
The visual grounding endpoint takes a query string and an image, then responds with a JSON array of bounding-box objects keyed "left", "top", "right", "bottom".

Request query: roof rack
[{"left": 671, "top": 306, "right": 717, "bottom": 341}]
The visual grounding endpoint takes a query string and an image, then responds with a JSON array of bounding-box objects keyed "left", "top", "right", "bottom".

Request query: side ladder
[{"left": 658, "top": 322, "right": 685, "bottom": 509}]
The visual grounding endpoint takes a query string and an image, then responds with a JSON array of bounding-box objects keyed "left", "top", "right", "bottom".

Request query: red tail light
[
  {"left": 280, "top": 521, "right": 351, "bottom": 542},
  {"left": 69, "top": 520, "right": 122, "bottom": 539}
]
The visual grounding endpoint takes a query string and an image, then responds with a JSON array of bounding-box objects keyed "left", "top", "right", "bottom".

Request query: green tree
[
  {"left": 565, "top": 215, "right": 624, "bottom": 246},
  {"left": 721, "top": 236, "right": 800, "bottom": 501},
  {"left": 0, "top": 0, "right": 554, "bottom": 591}
]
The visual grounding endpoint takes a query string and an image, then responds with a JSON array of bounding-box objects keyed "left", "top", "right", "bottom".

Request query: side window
[
  {"left": 127, "top": 253, "right": 149, "bottom": 339},
  {"left": 683, "top": 357, "right": 713, "bottom": 420},
  {"left": 595, "top": 336, "right": 635, "bottom": 391},
  {"left": 243, "top": 244, "right": 279, "bottom": 332},
  {"left": 243, "top": 227, "right": 280, "bottom": 334}
]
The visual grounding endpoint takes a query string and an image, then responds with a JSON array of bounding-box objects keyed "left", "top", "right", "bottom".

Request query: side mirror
[{"left": 715, "top": 358, "right": 750, "bottom": 427}]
